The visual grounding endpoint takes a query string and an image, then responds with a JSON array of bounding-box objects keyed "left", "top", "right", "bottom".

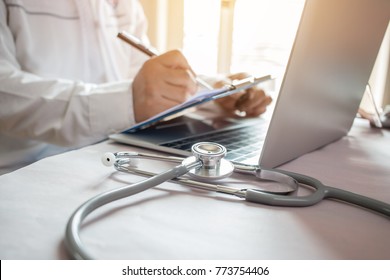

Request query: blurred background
[{"left": 139, "top": 0, "right": 389, "bottom": 109}]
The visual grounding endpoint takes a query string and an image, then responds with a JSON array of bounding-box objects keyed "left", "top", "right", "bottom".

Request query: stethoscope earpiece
[
  {"left": 101, "top": 152, "right": 116, "bottom": 167},
  {"left": 102, "top": 152, "right": 141, "bottom": 168}
]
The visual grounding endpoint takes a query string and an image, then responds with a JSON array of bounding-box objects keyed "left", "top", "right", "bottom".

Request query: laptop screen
[{"left": 259, "top": 0, "right": 390, "bottom": 168}]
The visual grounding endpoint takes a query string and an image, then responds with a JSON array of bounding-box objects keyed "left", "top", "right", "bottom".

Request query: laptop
[{"left": 110, "top": 0, "right": 390, "bottom": 169}]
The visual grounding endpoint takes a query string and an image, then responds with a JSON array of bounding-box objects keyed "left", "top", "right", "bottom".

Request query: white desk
[{"left": 0, "top": 118, "right": 389, "bottom": 260}]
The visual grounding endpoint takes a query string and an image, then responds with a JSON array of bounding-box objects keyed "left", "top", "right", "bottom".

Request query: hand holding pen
[
  {"left": 118, "top": 31, "right": 272, "bottom": 121},
  {"left": 117, "top": 31, "right": 203, "bottom": 122},
  {"left": 118, "top": 31, "right": 213, "bottom": 90}
]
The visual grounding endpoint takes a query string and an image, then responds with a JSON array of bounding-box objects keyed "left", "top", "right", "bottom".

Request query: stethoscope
[{"left": 65, "top": 142, "right": 390, "bottom": 259}]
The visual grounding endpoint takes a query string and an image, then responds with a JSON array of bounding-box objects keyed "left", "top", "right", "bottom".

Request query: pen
[{"left": 117, "top": 31, "right": 213, "bottom": 90}]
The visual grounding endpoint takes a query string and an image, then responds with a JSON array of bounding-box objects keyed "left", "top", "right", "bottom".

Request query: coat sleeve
[{"left": 0, "top": 1, "right": 136, "bottom": 147}]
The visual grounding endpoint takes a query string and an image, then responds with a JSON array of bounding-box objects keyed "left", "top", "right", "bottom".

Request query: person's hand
[
  {"left": 132, "top": 50, "right": 198, "bottom": 122},
  {"left": 214, "top": 73, "right": 272, "bottom": 117}
]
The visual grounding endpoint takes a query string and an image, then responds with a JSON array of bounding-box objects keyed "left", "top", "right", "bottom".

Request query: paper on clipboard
[{"left": 125, "top": 75, "right": 272, "bottom": 132}]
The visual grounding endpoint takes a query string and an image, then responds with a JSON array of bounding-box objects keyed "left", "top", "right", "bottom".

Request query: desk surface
[{"left": 0, "top": 118, "right": 389, "bottom": 260}]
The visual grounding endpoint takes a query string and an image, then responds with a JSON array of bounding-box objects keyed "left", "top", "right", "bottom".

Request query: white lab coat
[{"left": 0, "top": 0, "right": 149, "bottom": 174}]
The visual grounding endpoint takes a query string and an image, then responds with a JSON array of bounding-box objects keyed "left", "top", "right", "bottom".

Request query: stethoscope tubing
[
  {"left": 246, "top": 170, "right": 327, "bottom": 206},
  {"left": 114, "top": 157, "right": 390, "bottom": 215},
  {"left": 275, "top": 169, "right": 390, "bottom": 216},
  {"left": 324, "top": 185, "right": 390, "bottom": 216},
  {"left": 65, "top": 148, "right": 390, "bottom": 260},
  {"left": 65, "top": 162, "right": 200, "bottom": 260}
]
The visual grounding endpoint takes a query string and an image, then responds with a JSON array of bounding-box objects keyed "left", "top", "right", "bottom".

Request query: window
[
  {"left": 142, "top": 0, "right": 388, "bottom": 107},
  {"left": 182, "top": 0, "right": 305, "bottom": 78},
  {"left": 182, "top": 0, "right": 221, "bottom": 76}
]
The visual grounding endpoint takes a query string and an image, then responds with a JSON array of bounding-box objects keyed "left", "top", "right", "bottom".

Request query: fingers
[
  {"left": 156, "top": 50, "right": 198, "bottom": 92},
  {"left": 132, "top": 50, "right": 198, "bottom": 122},
  {"left": 163, "top": 68, "right": 197, "bottom": 89},
  {"left": 233, "top": 90, "right": 271, "bottom": 116},
  {"left": 150, "top": 65, "right": 197, "bottom": 104},
  {"left": 213, "top": 72, "right": 251, "bottom": 89},
  {"left": 158, "top": 49, "right": 192, "bottom": 69},
  {"left": 228, "top": 72, "right": 251, "bottom": 81},
  {"left": 215, "top": 87, "right": 272, "bottom": 117},
  {"left": 214, "top": 72, "right": 273, "bottom": 117},
  {"left": 237, "top": 89, "right": 273, "bottom": 117}
]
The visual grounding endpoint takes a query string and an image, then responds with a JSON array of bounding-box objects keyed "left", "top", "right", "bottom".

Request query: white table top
[{"left": 0, "top": 118, "right": 389, "bottom": 260}]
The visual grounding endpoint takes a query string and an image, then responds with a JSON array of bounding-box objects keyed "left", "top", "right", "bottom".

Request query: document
[{"left": 125, "top": 75, "right": 272, "bottom": 132}]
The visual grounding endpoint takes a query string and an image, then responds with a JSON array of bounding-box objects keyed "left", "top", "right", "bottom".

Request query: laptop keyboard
[{"left": 160, "top": 123, "right": 267, "bottom": 162}]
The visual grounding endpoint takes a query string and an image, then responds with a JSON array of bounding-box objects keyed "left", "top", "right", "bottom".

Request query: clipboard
[{"left": 125, "top": 75, "right": 272, "bottom": 132}]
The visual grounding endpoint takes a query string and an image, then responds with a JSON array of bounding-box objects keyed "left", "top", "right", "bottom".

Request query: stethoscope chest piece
[{"left": 182, "top": 142, "right": 234, "bottom": 181}]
